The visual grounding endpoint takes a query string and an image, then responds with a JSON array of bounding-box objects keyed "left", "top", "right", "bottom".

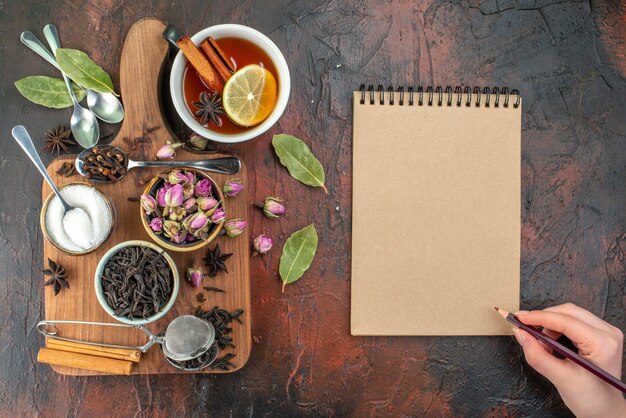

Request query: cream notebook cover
[{"left": 351, "top": 86, "right": 521, "bottom": 336}]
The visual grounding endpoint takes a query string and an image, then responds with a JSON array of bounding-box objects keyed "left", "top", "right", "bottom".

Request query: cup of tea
[{"left": 169, "top": 24, "right": 290, "bottom": 143}]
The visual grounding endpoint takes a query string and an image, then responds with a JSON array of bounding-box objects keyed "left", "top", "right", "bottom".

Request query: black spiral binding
[{"left": 358, "top": 84, "right": 520, "bottom": 108}]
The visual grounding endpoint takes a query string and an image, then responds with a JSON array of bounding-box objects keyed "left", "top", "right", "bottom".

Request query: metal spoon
[
  {"left": 39, "top": 25, "right": 99, "bottom": 149},
  {"left": 11, "top": 125, "right": 74, "bottom": 214},
  {"left": 75, "top": 145, "right": 241, "bottom": 182},
  {"left": 43, "top": 24, "right": 124, "bottom": 123},
  {"left": 20, "top": 29, "right": 124, "bottom": 124}
]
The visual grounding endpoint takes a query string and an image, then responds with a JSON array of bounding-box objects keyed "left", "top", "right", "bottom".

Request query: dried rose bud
[
  {"left": 224, "top": 218, "right": 247, "bottom": 237},
  {"left": 210, "top": 207, "right": 226, "bottom": 223},
  {"left": 181, "top": 182, "right": 194, "bottom": 200},
  {"left": 262, "top": 197, "right": 285, "bottom": 219},
  {"left": 165, "top": 184, "right": 184, "bottom": 207},
  {"left": 187, "top": 267, "right": 203, "bottom": 287},
  {"left": 156, "top": 187, "right": 168, "bottom": 207},
  {"left": 163, "top": 220, "right": 181, "bottom": 238},
  {"left": 194, "top": 179, "right": 212, "bottom": 197},
  {"left": 189, "top": 133, "right": 209, "bottom": 150},
  {"left": 186, "top": 233, "right": 196, "bottom": 242},
  {"left": 183, "top": 212, "right": 206, "bottom": 232},
  {"left": 190, "top": 213, "right": 209, "bottom": 230},
  {"left": 197, "top": 196, "right": 218, "bottom": 213},
  {"left": 183, "top": 197, "right": 197, "bottom": 212},
  {"left": 169, "top": 206, "right": 186, "bottom": 221},
  {"left": 140, "top": 194, "right": 157, "bottom": 215},
  {"left": 149, "top": 217, "right": 164, "bottom": 233},
  {"left": 156, "top": 141, "right": 182, "bottom": 160},
  {"left": 184, "top": 171, "right": 196, "bottom": 184},
  {"left": 223, "top": 178, "right": 243, "bottom": 197},
  {"left": 172, "top": 231, "right": 188, "bottom": 244},
  {"left": 253, "top": 234, "right": 273, "bottom": 254},
  {"left": 168, "top": 170, "right": 188, "bottom": 185}
]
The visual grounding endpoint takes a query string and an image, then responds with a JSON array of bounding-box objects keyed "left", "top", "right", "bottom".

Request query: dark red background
[{"left": 1, "top": 1, "right": 624, "bottom": 416}]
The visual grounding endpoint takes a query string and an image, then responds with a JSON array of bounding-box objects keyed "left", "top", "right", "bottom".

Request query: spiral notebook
[{"left": 351, "top": 85, "right": 521, "bottom": 336}]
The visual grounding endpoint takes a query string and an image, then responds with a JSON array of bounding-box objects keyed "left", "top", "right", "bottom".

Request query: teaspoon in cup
[{"left": 75, "top": 145, "right": 241, "bottom": 183}]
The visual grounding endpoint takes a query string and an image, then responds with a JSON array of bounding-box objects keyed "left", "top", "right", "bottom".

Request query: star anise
[
  {"left": 42, "top": 126, "right": 75, "bottom": 156},
  {"left": 192, "top": 91, "right": 224, "bottom": 127},
  {"left": 203, "top": 243, "right": 232, "bottom": 277},
  {"left": 43, "top": 258, "right": 69, "bottom": 296}
]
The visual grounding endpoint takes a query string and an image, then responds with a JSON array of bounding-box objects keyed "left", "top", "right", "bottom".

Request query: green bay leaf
[
  {"left": 272, "top": 134, "right": 327, "bottom": 193},
  {"left": 56, "top": 48, "right": 115, "bottom": 94},
  {"left": 15, "top": 76, "right": 85, "bottom": 109},
  {"left": 279, "top": 224, "right": 318, "bottom": 292}
]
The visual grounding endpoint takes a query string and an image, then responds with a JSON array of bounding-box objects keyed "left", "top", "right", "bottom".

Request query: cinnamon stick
[
  {"left": 177, "top": 35, "right": 223, "bottom": 93},
  {"left": 37, "top": 348, "right": 133, "bottom": 375},
  {"left": 208, "top": 37, "right": 235, "bottom": 72},
  {"left": 200, "top": 37, "right": 233, "bottom": 82},
  {"left": 46, "top": 338, "right": 142, "bottom": 363}
]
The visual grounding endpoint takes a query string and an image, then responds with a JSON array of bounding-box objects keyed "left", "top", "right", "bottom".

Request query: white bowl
[
  {"left": 170, "top": 24, "right": 291, "bottom": 143},
  {"left": 94, "top": 240, "right": 180, "bottom": 325}
]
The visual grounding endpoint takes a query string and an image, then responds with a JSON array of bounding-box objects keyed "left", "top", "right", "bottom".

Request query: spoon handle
[
  {"left": 43, "top": 24, "right": 80, "bottom": 107},
  {"left": 129, "top": 157, "right": 242, "bottom": 174},
  {"left": 20, "top": 31, "right": 62, "bottom": 71},
  {"left": 42, "top": 24, "right": 61, "bottom": 53},
  {"left": 11, "top": 125, "right": 71, "bottom": 210}
]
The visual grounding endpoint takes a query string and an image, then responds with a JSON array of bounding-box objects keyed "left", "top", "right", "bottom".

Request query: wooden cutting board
[{"left": 41, "top": 18, "right": 251, "bottom": 375}]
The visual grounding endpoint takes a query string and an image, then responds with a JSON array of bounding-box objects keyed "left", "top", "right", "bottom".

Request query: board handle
[{"left": 115, "top": 18, "right": 170, "bottom": 149}]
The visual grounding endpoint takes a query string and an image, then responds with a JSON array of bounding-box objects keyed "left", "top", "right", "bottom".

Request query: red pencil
[{"left": 495, "top": 307, "right": 626, "bottom": 394}]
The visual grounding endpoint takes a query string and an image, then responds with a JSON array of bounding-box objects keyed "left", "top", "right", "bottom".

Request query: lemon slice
[{"left": 222, "top": 64, "right": 278, "bottom": 127}]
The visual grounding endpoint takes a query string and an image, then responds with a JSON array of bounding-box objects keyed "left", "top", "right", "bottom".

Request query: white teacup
[{"left": 169, "top": 24, "right": 290, "bottom": 144}]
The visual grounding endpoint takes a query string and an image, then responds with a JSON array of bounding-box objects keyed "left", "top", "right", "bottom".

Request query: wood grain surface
[
  {"left": 40, "top": 19, "right": 251, "bottom": 376},
  {"left": 1, "top": 1, "right": 625, "bottom": 416}
]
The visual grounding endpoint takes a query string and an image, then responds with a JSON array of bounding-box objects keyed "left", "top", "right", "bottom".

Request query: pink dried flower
[
  {"left": 253, "top": 234, "right": 273, "bottom": 254},
  {"left": 156, "top": 187, "right": 167, "bottom": 207},
  {"left": 183, "top": 198, "right": 197, "bottom": 212},
  {"left": 187, "top": 267, "right": 203, "bottom": 287},
  {"left": 172, "top": 231, "right": 187, "bottom": 244},
  {"left": 189, "top": 133, "right": 209, "bottom": 150},
  {"left": 224, "top": 219, "right": 247, "bottom": 237},
  {"left": 190, "top": 213, "right": 208, "bottom": 230},
  {"left": 223, "top": 178, "right": 243, "bottom": 197},
  {"left": 168, "top": 170, "right": 189, "bottom": 185},
  {"left": 148, "top": 217, "right": 163, "bottom": 232},
  {"left": 156, "top": 141, "right": 182, "bottom": 160},
  {"left": 165, "top": 184, "right": 184, "bottom": 207},
  {"left": 197, "top": 196, "right": 218, "bottom": 213},
  {"left": 194, "top": 179, "right": 212, "bottom": 197},
  {"left": 210, "top": 207, "right": 226, "bottom": 223},
  {"left": 140, "top": 194, "right": 157, "bottom": 215},
  {"left": 262, "top": 197, "right": 285, "bottom": 219}
]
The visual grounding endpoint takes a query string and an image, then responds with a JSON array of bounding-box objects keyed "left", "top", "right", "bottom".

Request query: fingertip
[{"left": 517, "top": 331, "right": 565, "bottom": 380}]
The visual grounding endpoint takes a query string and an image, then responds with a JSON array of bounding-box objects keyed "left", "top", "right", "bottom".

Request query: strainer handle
[{"left": 37, "top": 320, "right": 149, "bottom": 352}]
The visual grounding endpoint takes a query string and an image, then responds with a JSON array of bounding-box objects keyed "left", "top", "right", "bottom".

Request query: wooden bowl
[{"left": 140, "top": 168, "right": 224, "bottom": 252}]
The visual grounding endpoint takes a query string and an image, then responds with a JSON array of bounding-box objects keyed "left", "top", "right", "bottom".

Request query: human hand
[{"left": 513, "top": 303, "right": 626, "bottom": 418}]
